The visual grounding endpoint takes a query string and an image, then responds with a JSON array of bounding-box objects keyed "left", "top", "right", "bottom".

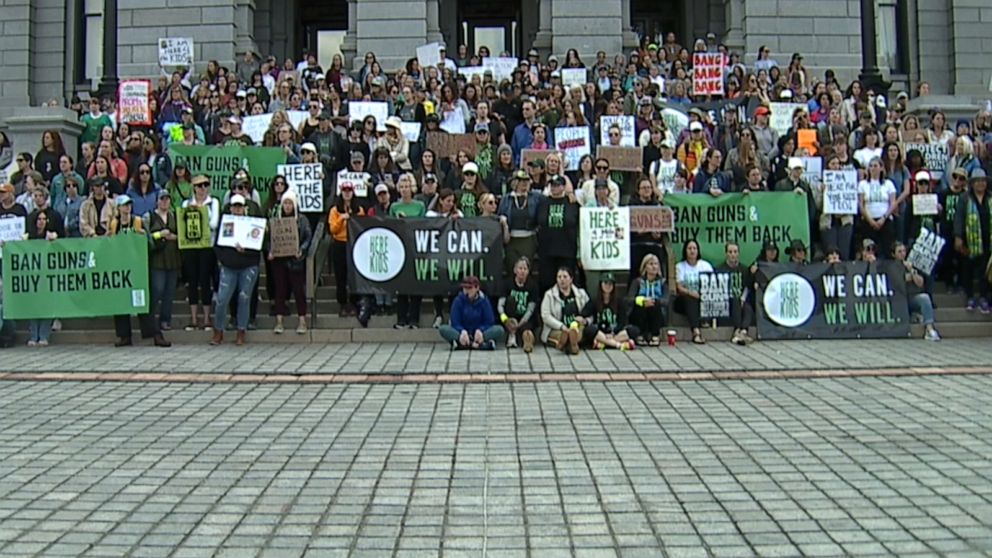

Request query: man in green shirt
[
  {"left": 389, "top": 174, "right": 427, "bottom": 218},
  {"left": 80, "top": 98, "right": 113, "bottom": 146}
]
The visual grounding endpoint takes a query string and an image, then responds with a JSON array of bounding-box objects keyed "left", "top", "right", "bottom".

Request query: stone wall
[
  {"left": 551, "top": 0, "right": 623, "bottom": 60},
  {"left": 950, "top": 0, "right": 992, "bottom": 96},
  {"left": 30, "top": 0, "right": 69, "bottom": 106},
  {"left": 0, "top": 0, "right": 32, "bottom": 107},
  {"left": 354, "top": 0, "right": 428, "bottom": 70}
]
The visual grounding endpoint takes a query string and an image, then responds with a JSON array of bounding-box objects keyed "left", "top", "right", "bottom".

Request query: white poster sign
[
  {"left": 337, "top": 170, "right": 369, "bottom": 198},
  {"left": 416, "top": 42, "right": 442, "bottom": 69},
  {"left": 579, "top": 207, "right": 630, "bottom": 271},
  {"left": 801, "top": 156, "right": 823, "bottom": 189},
  {"left": 482, "top": 57, "right": 518, "bottom": 82},
  {"left": 822, "top": 170, "right": 859, "bottom": 215},
  {"left": 217, "top": 214, "right": 267, "bottom": 251},
  {"left": 907, "top": 228, "right": 946, "bottom": 276},
  {"left": 560, "top": 69, "right": 586, "bottom": 88},
  {"left": 241, "top": 113, "right": 273, "bottom": 144},
  {"left": 599, "top": 116, "right": 636, "bottom": 147},
  {"left": 554, "top": 126, "right": 592, "bottom": 171},
  {"left": 912, "top": 193, "right": 939, "bottom": 216},
  {"left": 279, "top": 163, "right": 324, "bottom": 213},
  {"left": 348, "top": 102, "right": 389, "bottom": 131},
  {"left": 158, "top": 38, "right": 194, "bottom": 67},
  {"left": 399, "top": 122, "right": 421, "bottom": 142},
  {"left": 769, "top": 102, "right": 805, "bottom": 136}
]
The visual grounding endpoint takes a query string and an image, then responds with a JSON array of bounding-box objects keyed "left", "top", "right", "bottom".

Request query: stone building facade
[{"left": 1, "top": 0, "right": 990, "bottom": 124}]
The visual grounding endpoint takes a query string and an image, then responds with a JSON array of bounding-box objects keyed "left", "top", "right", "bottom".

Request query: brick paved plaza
[{"left": 1, "top": 340, "right": 991, "bottom": 557}]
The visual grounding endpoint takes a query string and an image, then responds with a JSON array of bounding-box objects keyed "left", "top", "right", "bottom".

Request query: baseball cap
[
  {"left": 970, "top": 168, "right": 988, "bottom": 183},
  {"left": 235, "top": 90, "right": 247, "bottom": 98},
  {"left": 951, "top": 167, "right": 968, "bottom": 178},
  {"left": 374, "top": 183, "right": 390, "bottom": 195},
  {"left": 350, "top": 151, "right": 365, "bottom": 163},
  {"left": 474, "top": 122, "right": 490, "bottom": 133},
  {"left": 549, "top": 175, "right": 566, "bottom": 187},
  {"left": 601, "top": 271, "right": 616, "bottom": 283},
  {"left": 246, "top": 87, "right": 257, "bottom": 95},
  {"left": 527, "top": 49, "right": 539, "bottom": 57},
  {"left": 638, "top": 96, "right": 653, "bottom": 106},
  {"left": 300, "top": 142, "right": 317, "bottom": 153},
  {"left": 384, "top": 116, "right": 402, "bottom": 130},
  {"left": 788, "top": 157, "right": 804, "bottom": 170},
  {"left": 862, "top": 238, "right": 876, "bottom": 251},
  {"left": 371, "top": 76, "right": 385, "bottom": 87},
  {"left": 182, "top": 106, "right": 194, "bottom": 114},
  {"left": 191, "top": 175, "right": 210, "bottom": 186},
  {"left": 661, "top": 139, "right": 675, "bottom": 149},
  {"left": 512, "top": 170, "right": 530, "bottom": 181},
  {"left": 914, "top": 170, "right": 931, "bottom": 182},
  {"left": 116, "top": 194, "right": 132, "bottom": 206},
  {"left": 689, "top": 121, "right": 703, "bottom": 132},
  {"left": 230, "top": 194, "right": 246, "bottom": 206},
  {"left": 779, "top": 89, "right": 794, "bottom": 99},
  {"left": 157, "top": 190, "right": 172, "bottom": 201},
  {"left": 462, "top": 162, "right": 479, "bottom": 174},
  {"left": 754, "top": 106, "right": 770, "bottom": 116},
  {"left": 461, "top": 275, "right": 481, "bottom": 288},
  {"left": 423, "top": 173, "right": 438, "bottom": 183},
  {"left": 527, "top": 159, "right": 545, "bottom": 169}
]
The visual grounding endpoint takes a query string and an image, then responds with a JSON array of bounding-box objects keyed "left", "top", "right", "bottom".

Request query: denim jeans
[
  {"left": 909, "top": 293, "right": 935, "bottom": 325},
  {"left": 439, "top": 324, "right": 505, "bottom": 345},
  {"left": 214, "top": 265, "right": 259, "bottom": 332},
  {"left": 151, "top": 269, "right": 179, "bottom": 326},
  {"left": 28, "top": 319, "right": 52, "bottom": 342}
]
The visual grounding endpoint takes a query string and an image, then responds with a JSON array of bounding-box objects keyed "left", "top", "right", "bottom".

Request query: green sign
[
  {"left": 177, "top": 206, "right": 212, "bottom": 250},
  {"left": 664, "top": 192, "right": 810, "bottom": 266},
  {"left": 1, "top": 235, "right": 150, "bottom": 319},
  {"left": 167, "top": 145, "right": 287, "bottom": 208}
]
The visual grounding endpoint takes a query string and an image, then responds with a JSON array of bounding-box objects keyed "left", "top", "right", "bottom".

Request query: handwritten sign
[
  {"left": 399, "top": 122, "right": 421, "bottom": 142},
  {"left": 907, "top": 228, "right": 946, "bottom": 276},
  {"left": 905, "top": 143, "right": 949, "bottom": 180},
  {"left": 176, "top": 206, "right": 211, "bottom": 250},
  {"left": 560, "top": 68, "right": 586, "bottom": 88},
  {"left": 0, "top": 216, "right": 25, "bottom": 256},
  {"left": 337, "top": 170, "right": 369, "bottom": 197},
  {"left": 269, "top": 217, "right": 300, "bottom": 258},
  {"left": 348, "top": 102, "right": 389, "bottom": 131},
  {"left": 579, "top": 207, "right": 631, "bottom": 271},
  {"left": 278, "top": 163, "right": 324, "bottom": 213},
  {"left": 458, "top": 66, "right": 487, "bottom": 82},
  {"left": 597, "top": 146, "right": 643, "bottom": 172},
  {"left": 599, "top": 116, "right": 635, "bottom": 147},
  {"left": 769, "top": 102, "right": 805, "bottom": 136},
  {"left": 801, "top": 157, "right": 823, "bottom": 189},
  {"left": 553, "top": 126, "right": 591, "bottom": 171},
  {"left": 426, "top": 132, "right": 476, "bottom": 159},
  {"left": 158, "top": 38, "right": 194, "bottom": 67},
  {"left": 823, "top": 170, "right": 859, "bottom": 215},
  {"left": 629, "top": 206, "right": 675, "bottom": 233},
  {"left": 482, "top": 57, "right": 518, "bottom": 82},
  {"left": 217, "top": 214, "right": 266, "bottom": 251},
  {"left": 912, "top": 193, "right": 939, "bottom": 216},
  {"left": 692, "top": 53, "right": 724, "bottom": 96},
  {"left": 118, "top": 80, "right": 151, "bottom": 126}
]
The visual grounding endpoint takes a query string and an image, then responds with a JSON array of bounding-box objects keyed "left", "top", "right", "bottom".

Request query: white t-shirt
[
  {"left": 858, "top": 178, "right": 896, "bottom": 219},
  {"left": 853, "top": 147, "right": 882, "bottom": 169},
  {"left": 676, "top": 259, "right": 714, "bottom": 293},
  {"left": 650, "top": 158, "right": 680, "bottom": 194}
]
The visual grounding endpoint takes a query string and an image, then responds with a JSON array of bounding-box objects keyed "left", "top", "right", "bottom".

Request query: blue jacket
[
  {"left": 126, "top": 185, "right": 161, "bottom": 218},
  {"left": 510, "top": 123, "right": 534, "bottom": 166},
  {"left": 450, "top": 291, "right": 496, "bottom": 334}
]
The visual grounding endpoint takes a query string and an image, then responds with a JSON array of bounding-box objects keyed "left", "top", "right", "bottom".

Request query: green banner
[
  {"left": 167, "top": 145, "right": 287, "bottom": 208},
  {"left": 664, "top": 192, "right": 810, "bottom": 266},
  {"left": 1, "top": 235, "right": 150, "bottom": 319},
  {"left": 177, "top": 206, "right": 212, "bottom": 250}
]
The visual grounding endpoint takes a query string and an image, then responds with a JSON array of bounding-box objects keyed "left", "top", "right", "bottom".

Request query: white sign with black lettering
[
  {"left": 700, "top": 272, "right": 731, "bottom": 318},
  {"left": 278, "top": 163, "right": 324, "bottom": 213},
  {"left": 912, "top": 194, "right": 939, "bottom": 216},
  {"left": 336, "top": 170, "right": 369, "bottom": 198},
  {"left": 599, "top": 116, "right": 636, "bottom": 147},
  {"left": 158, "top": 38, "right": 194, "bottom": 67},
  {"left": 907, "top": 228, "right": 946, "bottom": 276},
  {"left": 823, "top": 169, "right": 859, "bottom": 215}
]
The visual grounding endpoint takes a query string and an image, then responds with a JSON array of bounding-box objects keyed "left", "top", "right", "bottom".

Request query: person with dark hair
[
  {"left": 536, "top": 173, "right": 580, "bottom": 293},
  {"left": 439, "top": 276, "right": 504, "bottom": 350},
  {"left": 579, "top": 272, "right": 638, "bottom": 350},
  {"left": 35, "top": 130, "right": 66, "bottom": 183},
  {"left": 692, "top": 148, "right": 730, "bottom": 195},
  {"left": 953, "top": 169, "right": 991, "bottom": 312},
  {"left": 498, "top": 256, "right": 539, "bottom": 352},
  {"left": 540, "top": 266, "right": 589, "bottom": 355},
  {"left": 675, "top": 239, "right": 713, "bottom": 344},
  {"left": 718, "top": 242, "right": 755, "bottom": 345}
]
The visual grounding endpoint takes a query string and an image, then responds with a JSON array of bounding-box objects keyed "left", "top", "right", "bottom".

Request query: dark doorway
[
  {"left": 631, "top": 0, "right": 683, "bottom": 46},
  {"left": 299, "top": 0, "right": 347, "bottom": 60},
  {"left": 458, "top": 0, "right": 522, "bottom": 57}
]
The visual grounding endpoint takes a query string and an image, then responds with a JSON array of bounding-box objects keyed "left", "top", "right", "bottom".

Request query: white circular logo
[
  {"left": 763, "top": 272, "right": 815, "bottom": 328},
  {"left": 352, "top": 227, "right": 405, "bottom": 282}
]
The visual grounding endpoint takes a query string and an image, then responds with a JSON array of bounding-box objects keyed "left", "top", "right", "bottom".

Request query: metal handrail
[{"left": 306, "top": 221, "right": 330, "bottom": 323}]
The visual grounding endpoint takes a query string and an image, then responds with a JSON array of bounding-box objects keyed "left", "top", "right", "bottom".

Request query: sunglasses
[
  {"left": 195, "top": 184, "right": 208, "bottom": 188},
  {"left": 139, "top": 170, "right": 151, "bottom": 175},
  {"left": 463, "top": 171, "right": 477, "bottom": 176},
  {"left": 596, "top": 165, "right": 609, "bottom": 171}
]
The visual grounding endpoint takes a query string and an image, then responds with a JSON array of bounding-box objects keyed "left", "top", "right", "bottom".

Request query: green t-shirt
[{"left": 389, "top": 200, "right": 427, "bottom": 218}]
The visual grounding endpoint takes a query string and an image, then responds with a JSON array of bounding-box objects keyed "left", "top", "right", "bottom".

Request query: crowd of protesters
[{"left": 2, "top": 33, "right": 991, "bottom": 350}]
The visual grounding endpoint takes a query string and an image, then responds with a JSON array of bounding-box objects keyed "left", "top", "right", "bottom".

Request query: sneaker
[
  {"left": 925, "top": 328, "right": 942, "bottom": 342},
  {"left": 432, "top": 315, "right": 443, "bottom": 329},
  {"left": 393, "top": 323, "right": 406, "bottom": 329},
  {"left": 274, "top": 323, "right": 285, "bottom": 334},
  {"left": 26, "top": 340, "right": 37, "bottom": 347},
  {"left": 184, "top": 324, "right": 198, "bottom": 332},
  {"left": 479, "top": 340, "right": 496, "bottom": 351},
  {"left": 730, "top": 332, "right": 742, "bottom": 345},
  {"left": 296, "top": 323, "right": 308, "bottom": 335},
  {"left": 37, "top": 340, "right": 49, "bottom": 347},
  {"left": 733, "top": 330, "right": 747, "bottom": 346},
  {"left": 506, "top": 336, "right": 517, "bottom": 349},
  {"left": 51, "top": 319, "right": 62, "bottom": 331},
  {"left": 981, "top": 299, "right": 990, "bottom": 315},
  {"left": 522, "top": 330, "right": 535, "bottom": 353},
  {"left": 966, "top": 298, "right": 976, "bottom": 311},
  {"left": 406, "top": 324, "right": 419, "bottom": 330}
]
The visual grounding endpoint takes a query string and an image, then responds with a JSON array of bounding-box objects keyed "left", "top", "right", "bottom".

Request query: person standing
[
  {"left": 147, "top": 190, "right": 181, "bottom": 332},
  {"left": 211, "top": 195, "right": 262, "bottom": 346},
  {"left": 268, "top": 190, "right": 312, "bottom": 335},
  {"left": 953, "top": 169, "right": 992, "bottom": 313}
]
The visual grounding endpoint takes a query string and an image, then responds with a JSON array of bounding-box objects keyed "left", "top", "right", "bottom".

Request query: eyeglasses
[{"left": 139, "top": 170, "right": 151, "bottom": 175}]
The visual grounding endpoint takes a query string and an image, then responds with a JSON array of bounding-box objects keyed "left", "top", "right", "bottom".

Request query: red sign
[{"left": 118, "top": 80, "right": 152, "bottom": 126}]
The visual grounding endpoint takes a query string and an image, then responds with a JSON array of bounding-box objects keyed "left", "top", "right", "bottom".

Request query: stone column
[
  {"left": 551, "top": 0, "right": 622, "bottom": 60},
  {"left": 532, "top": 0, "right": 553, "bottom": 55},
  {"left": 620, "top": 0, "right": 639, "bottom": 51},
  {"left": 426, "top": 0, "right": 443, "bottom": 44},
  {"left": 354, "top": 0, "right": 429, "bottom": 72},
  {"left": 5, "top": 108, "right": 85, "bottom": 163},
  {"left": 234, "top": 0, "right": 257, "bottom": 57},
  {"left": 340, "top": 0, "right": 359, "bottom": 69},
  {"left": 724, "top": 0, "right": 745, "bottom": 53}
]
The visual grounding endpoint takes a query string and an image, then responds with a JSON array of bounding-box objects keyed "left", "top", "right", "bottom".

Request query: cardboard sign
[
  {"left": 560, "top": 68, "right": 586, "bottom": 88},
  {"left": 348, "top": 102, "right": 389, "bottom": 131},
  {"left": 700, "top": 272, "right": 731, "bottom": 318},
  {"left": 482, "top": 57, "right": 518, "bottom": 82},
  {"left": 118, "top": 80, "right": 152, "bottom": 126},
  {"left": 269, "top": 217, "right": 300, "bottom": 258},
  {"left": 912, "top": 193, "right": 939, "bottom": 216},
  {"left": 521, "top": 149, "right": 562, "bottom": 169},
  {"left": 599, "top": 116, "right": 636, "bottom": 147},
  {"left": 278, "top": 163, "right": 324, "bottom": 213},
  {"left": 597, "top": 146, "right": 643, "bottom": 172},
  {"left": 337, "top": 170, "right": 369, "bottom": 197},
  {"left": 217, "top": 214, "right": 266, "bottom": 251},
  {"left": 769, "top": 102, "right": 805, "bottom": 136},
  {"left": 426, "top": 132, "right": 476, "bottom": 159},
  {"left": 553, "top": 126, "right": 591, "bottom": 171},
  {"left": 907, "top": 227, "right": 946, "bottom": 275},
  {"left": 176, "top": 206, "right": 212, "bottom": 250},
  {"left": 822, "top": 170, "right": 859, "bottom": 215},
  {"left": 158, "top": 38, "right": 194, "bottom": 67},
  {"left": 904, "top": 143, "right": 949, "bottom": 179},
  {"left": 629, "top": 206, "right": 675, "bottom": 233},
  {"left": 579, "top": 207, "right": 631, "bottom": 271},
  {"left": 691, "top": 53, "right": 724, "bottom": 96}
]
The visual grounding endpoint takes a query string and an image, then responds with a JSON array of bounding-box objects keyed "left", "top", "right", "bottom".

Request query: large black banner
[
  {"left": 757, "top": 261, "right": 911, "bottom": 339},
  {"left": 348, "top": 217, "right": 504, "bottom": 296}
]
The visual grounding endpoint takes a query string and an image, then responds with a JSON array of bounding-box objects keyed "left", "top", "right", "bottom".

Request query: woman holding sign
[
  {"left": 675, "top": 240, "right": 714, "bottom": 344},
  {"left": 148, "top": 191, "right": 181, "bottom": 331},
  {"left": 269, "top": 190, "right": 312, "bottom": 335}
]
